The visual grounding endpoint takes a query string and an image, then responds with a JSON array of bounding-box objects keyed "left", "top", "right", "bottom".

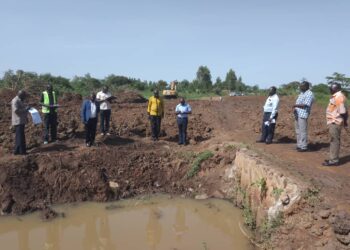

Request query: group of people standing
[
  {"left": 11, "top": 87, "right": 192, "bottom": 154},
  {"left": 258, "top": 80, "right": 348, "bottom": 167}
]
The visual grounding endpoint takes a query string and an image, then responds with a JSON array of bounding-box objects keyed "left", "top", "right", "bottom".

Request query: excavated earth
[{"left": 0, "top": 89, "right": 350, "bottom": 249}]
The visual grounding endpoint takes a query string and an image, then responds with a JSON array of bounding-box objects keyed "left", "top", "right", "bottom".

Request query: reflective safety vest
[{"left": 42, "top": 91, "right": 57, "bottom": 113}]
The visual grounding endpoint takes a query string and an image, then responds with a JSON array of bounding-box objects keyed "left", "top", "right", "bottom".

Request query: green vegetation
[
  {"left": 186, "top": 150, "right": 214, "bottom": 178},
  {"left": 302, "top": 187, "right": 321, "bottom": 206},
  {"left": 272, "top": 187, "right": 284, "bottom": 200},
  {"left": 259, "top": 212, "right": 284, "bottom": 240},
  {"left": 252, "top": 178, "right": 268, "bottom": 201}
]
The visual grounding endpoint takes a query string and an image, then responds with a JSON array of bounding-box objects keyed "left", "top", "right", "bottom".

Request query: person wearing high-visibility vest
[
  {"left": 147, "top": 89, "right": 164, "bottom": 141},
  {"left": 40, "top": 84, "right": 58, "bottom": 144}
]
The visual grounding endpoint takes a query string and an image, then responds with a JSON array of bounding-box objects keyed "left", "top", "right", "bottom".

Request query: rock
[
  {"left": 109, "top": 181, "right": 119, "bottom": 189},
  {"left": 212, "top": 191, "right": 224, "bottom": 199},
  {"left": 336, "top": 234, "right": 350, "bottom": 246},
  {"left": 281, "top": 194, "right": 290, "bottom": 206},
  {"left": 332, "top": 211, "right": 350, "bottom": 235},
  {"left": 311, "top": 225, "right": 323, "bottom": 236},
  {"left": 195, "top": 194, "right": 209, "bottom": 200},
  {"left": 319, "top": 210, "right": 331, "bottom": 219}
]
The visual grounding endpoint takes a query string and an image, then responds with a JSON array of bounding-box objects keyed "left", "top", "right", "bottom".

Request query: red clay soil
[{"left": 0, "top": 90, "right": 349, "bottom": 249}]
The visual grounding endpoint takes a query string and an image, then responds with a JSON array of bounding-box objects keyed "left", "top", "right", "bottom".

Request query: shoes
[
  {"left": 265, "top": 141, "right": 272, "bottom": 144},
  {"left": 297, "top": 148, "right": 308, "bottom": 152},
  {"left": 256, "top": 140, "right": 265, "bottom": 143},
  {"left": 100, "top": 133, "right": 105, "bottom": 136},
  {"left": 44, "top": 141, "right": 48, "bottom": 145},
  {"left": 86, "top": 143, "right": 91, "bottom": 147},
  {"left": 322, "top": 160, "right": 339, "bottom": 167},
  {"left": 106, "top": 133, "right": 111, "bottom": 136}
]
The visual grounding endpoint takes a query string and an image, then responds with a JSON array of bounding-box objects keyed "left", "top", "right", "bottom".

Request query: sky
[{"left": 0, "top": 0, "right": 349, "bottom": 88}]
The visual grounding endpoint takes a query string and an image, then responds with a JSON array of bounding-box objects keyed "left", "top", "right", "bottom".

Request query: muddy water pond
[{"left": 0, "top": 196, "right": 254, "bottom": 250}]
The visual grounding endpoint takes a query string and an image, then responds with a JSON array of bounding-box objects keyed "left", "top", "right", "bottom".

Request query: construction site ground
[{"left": 0, "top": 89, "right": 349, "bottom": 249}]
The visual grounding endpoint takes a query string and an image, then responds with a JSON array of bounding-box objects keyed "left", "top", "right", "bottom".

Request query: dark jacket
[{"left": 81, "top": 99, "right": 100, "bottom": 124}]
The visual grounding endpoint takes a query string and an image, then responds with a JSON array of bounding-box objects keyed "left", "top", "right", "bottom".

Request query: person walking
[
  {"left": 322, "top": 82, "right": 348, "bottom": 166},
  {"left": 81, "top": 92, "right": 100, "bottom": 147},
  {"left": 11, "top": 90, "right": 29, "bottom": 155},
  {"left": 175, "top": 97, "right": 192, "bottom": 145},
  {"left": 147, "top": 90, "right": 164, "bottom": 141},
  {"left": 257, "top": 86, "right": 279, "bottom": 144},
  {"left": 40, "top": 84, "right": 58, "bottom": 144},
  {"left": 96, "top": 86, "right": 112, "bottom": 136},
  {"left": 293, "top": 81, "right": 314, "bottom": 152}
]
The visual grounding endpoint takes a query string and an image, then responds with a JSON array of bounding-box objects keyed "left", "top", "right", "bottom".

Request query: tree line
[{"left": 0, "top": 68, "right": 348, "bottom": 97}]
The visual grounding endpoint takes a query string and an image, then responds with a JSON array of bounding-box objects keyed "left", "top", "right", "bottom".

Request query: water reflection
[{"left": 0, "top": 198, "right": 253, "bottom": 250}]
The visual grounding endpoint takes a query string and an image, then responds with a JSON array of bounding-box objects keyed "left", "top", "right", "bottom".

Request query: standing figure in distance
[
  {"left": 175, "top": 97, "right": 192, "bottom": 145},
  {"left": 11, "top": 90, "right": 29, "bottom": 155},
  {"left": 40, "top": 84, "right": 58, "bottom": 144},
  {"left": 257, "top": 86, "right": 279, "bottom": 144},
  {"left": 147, "top": 90, "right": 164, "bottom": 141},
  {"left": 97, "top": 86, "right": 112, "bottom": 136},
  {"left": 81, "top": 92, "right": 100, "bottom": 147},
  {"left": 322, "top": 82, "right": 348, "bottom": 166},
  {"left": 293, "top": 81, "right": 314, "bottom": 152}
]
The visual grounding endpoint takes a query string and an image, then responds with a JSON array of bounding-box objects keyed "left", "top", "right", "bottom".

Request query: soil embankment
[{"left": 0, "top": 91, "right": 349, "bottom": 249}]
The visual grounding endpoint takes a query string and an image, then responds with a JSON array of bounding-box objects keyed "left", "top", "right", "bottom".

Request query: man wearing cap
[
  {"left": 11, "top": 90, "right": 29, "bottom": 155},
  {"left": 40, "top": 84, "right": 58, "bottom": 144},
  {"left": 257, "top": 86, "right": 279, "bottom": 144},
  {"left": 147, "top": 90, "right": 164, "bottom": 141},
  {"left": 322, "top": 82, "right": 348, "bottom": 166},
  {"left": 96, "top": 86, "right": 112, "bottom": 136},
  {"left": 293, "top": 81, "right": 314, "bottom": 152}
]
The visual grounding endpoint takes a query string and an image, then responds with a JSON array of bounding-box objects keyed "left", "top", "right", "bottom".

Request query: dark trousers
[
  {"left": 100, "top": 109, "right": 111, "bottom": 134},
  {"left": 150, "top": 115, "right": 161, "bottom": 139},
  {"left": 44, "top": 113, "right": 57, "bottom": 142},
  {"left": 14, "top": 124, "right": 26, "bottom": 155},
  {"left": 85, "top": 118, "right": 97, "bottom": 145},
  {"left": 177, "top": 117, "right": 188, "bottom": 144},
  {"left": 260, "top": 112, "right": 278, "bottom": 143}
]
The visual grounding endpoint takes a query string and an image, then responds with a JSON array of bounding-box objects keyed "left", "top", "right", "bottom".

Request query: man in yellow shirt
[
  {"left": 147, "top": 90, "right": 164, "bottom": 141},
  {"left": 323, "top": 82, "right": 348, "bottom": 166}
]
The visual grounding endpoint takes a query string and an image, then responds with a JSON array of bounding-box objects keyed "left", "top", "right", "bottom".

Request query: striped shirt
[{"left": 295, "top": 89, "right": 314, "bottom": 119}]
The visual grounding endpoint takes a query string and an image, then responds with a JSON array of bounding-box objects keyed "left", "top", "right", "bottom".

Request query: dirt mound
[{"left": 115, "top": 91, "right": 147, "bottom": 104}]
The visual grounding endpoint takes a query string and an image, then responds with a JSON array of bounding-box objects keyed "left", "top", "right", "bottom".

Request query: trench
[{"left": 0, "top": 140, "right": 310, "bottom": 249}]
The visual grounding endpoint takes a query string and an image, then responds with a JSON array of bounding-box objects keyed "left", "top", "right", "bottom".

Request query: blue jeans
[{"left": 177, "top": 117, "right": 188, "bottom": 144}]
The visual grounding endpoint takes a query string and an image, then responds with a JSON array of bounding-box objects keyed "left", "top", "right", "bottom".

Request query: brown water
[{"left": 0, "top": 196, "right": 254, "bottom": 250}]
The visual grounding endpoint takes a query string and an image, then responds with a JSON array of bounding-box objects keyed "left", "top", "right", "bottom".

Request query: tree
[
  {"left": 196, "top": 66, "right": 212, "bottom": 92},
  {"left": 224, "top": 69, "right": 237, "bottom": 91},
  {"left": 326, "top": 72, "right": 350, "bottom": 87},
  {"left": 156, "top": 80, "right": 167, "bottom": 91}
]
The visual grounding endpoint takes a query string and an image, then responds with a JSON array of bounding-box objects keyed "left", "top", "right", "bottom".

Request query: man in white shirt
[
  {"left": 257, "top": 86, "right": 279, "bottom": 144},
  {"left": 175, "top": 97, "right": 192, "bottom": 145},
  {"left": 96, "top": 86, "right": 112, "bottom": 135}
]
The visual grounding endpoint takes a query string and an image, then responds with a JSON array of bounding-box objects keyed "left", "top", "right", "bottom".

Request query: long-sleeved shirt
[
  {"left": 175, "top": 103, "right": 192, "bottom": 118},
  {"left": 263, "top": 94, "right": 279, "bottom": 119},
  {"left": 147, "top": 96, "right": 164, "bottom": 116},
  {"left": 295, "top": 89, "right": 314, "bottom": 119}
]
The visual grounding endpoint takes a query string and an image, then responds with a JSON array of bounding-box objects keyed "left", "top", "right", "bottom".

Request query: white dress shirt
[
  {"left": 263, "top": 94, "right": 279, "bottom": 119},
  {"left": 96, "top": 91, "right": 112, "bottom": 110},
  {"left": 175, "top": 103, "right": 192, "bottom": 118},
  {"left": 90, "top": 101, "right": 97, "bottom": 118}
]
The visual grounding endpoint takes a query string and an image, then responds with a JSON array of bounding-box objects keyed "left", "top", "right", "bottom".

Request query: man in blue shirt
[
  {"left": 175, "top": 97, "right": 192, "bottom": 145},
  {"left": 293, "top": 81, "right": 314, "bottom": 152},
  {"left": 257, "top": 86, "right": 279, "bottom": 144},
  {"left": 81, "top": 92, "right": 100, "bottom": 147}
]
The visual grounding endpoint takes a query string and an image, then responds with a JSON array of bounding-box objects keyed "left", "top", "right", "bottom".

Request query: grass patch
[
  {"left": 303, "top": 187, "right": 321, "bottom": 206},
  {"left": 186, "top": 150, "right": 214, "bottom": 178},
  {"left": 314, "top": 93, "right": 330, "bottom": 107},
  {"left": 252, "top": 178, "right": 268, "bottom": 201},
  {"left": 259, "top": 212, "right": 284, "bottom": 240},
  {"left": 272, "top": 187, "right": 284, "bottom": 200}
]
